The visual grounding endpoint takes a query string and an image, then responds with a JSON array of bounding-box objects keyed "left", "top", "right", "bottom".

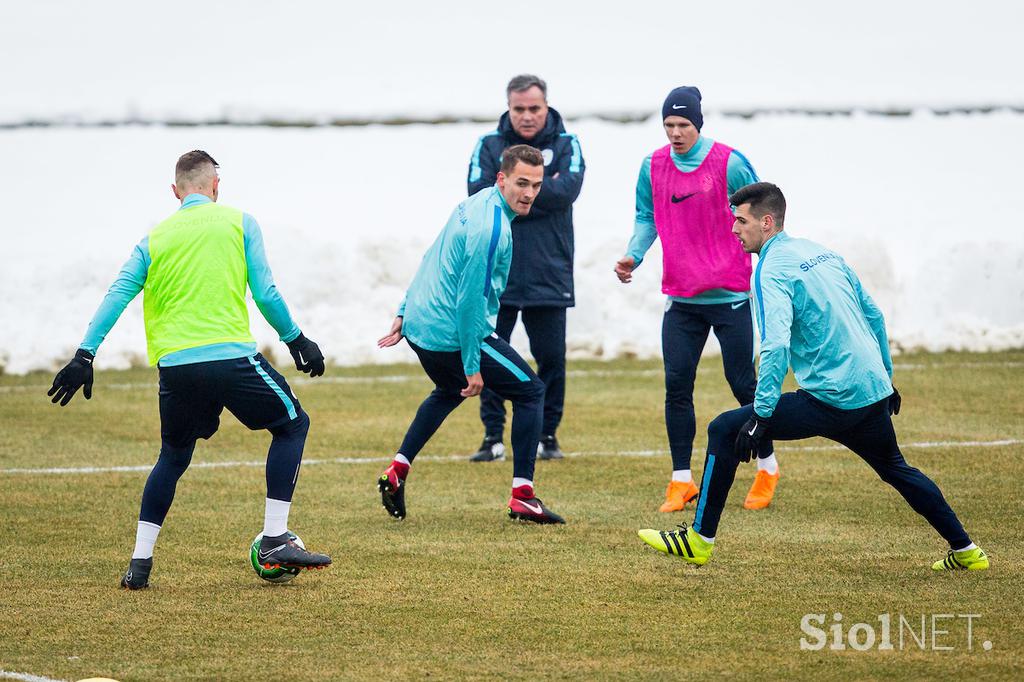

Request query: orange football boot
[
  {"left": 743, "top": 469, "right": 780, "bottom": 509},
  {"left": 658, "top": 480, "right": 699, "bottom": 512}
]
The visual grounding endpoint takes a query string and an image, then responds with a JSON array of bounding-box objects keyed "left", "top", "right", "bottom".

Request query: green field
[{"left": 1, "top": 351, "right": 1022, "bottom": 681}]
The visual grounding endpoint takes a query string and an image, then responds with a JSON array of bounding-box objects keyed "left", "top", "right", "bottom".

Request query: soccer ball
[{"left": 249, "top": 531, "right": 304, "bottom": 583}]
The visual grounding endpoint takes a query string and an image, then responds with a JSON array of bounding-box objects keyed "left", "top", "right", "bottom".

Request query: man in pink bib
[{"left": 615, "top": 86, "right": 778, "bottom": 513}]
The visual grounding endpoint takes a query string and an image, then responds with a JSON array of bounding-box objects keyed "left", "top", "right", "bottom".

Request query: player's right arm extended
[
  {"left": 626, "top": 156, "right": 658, "bottom": 267},
  {"left": 79, "top": 239, "right": 150, "bottom": 354},
  {"left": 753, "top": 272, "right": 794, "bottom": 418}
]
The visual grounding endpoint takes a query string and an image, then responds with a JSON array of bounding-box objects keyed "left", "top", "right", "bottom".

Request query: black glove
[
  {"left": 734, "top": 414, "right": 770, "bottom": 463},
  {"left": 48, "top": 349, "right": 95, "bottom": 406},
  {"left": 286, "top": 333, "right": 325, "bottom": 377},
  {"left": 889, "top": 386, "right": 901, "bottom": 416}
]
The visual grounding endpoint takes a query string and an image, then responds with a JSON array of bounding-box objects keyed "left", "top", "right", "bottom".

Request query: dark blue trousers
[
  {"left": 402, "top": 336, "right": 545, "bottom": 481},
  {"left": 480, "top": 305, "right": 566, "bottom": 438},
  {"left": 139, "top": 354, "right": 308, "bottom": 526},
  {"left": 692, "top": 391, "right": 971, "bottom": 549},
  {"left": 662, "top": 299, "right": 772, "bottom": 470}
]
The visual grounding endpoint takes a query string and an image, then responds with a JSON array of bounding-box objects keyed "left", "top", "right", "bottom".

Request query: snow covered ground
[
  {"left": 1, "top": 1, "right": 1021, "bottom": 374},
  {"left": 3, "top": 110, "right": 1022, "bottom": 374}
]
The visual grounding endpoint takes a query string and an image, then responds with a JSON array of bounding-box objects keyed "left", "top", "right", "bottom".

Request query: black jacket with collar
[{"left": 467, "top": 107, "right": 585, "bottom": 307}]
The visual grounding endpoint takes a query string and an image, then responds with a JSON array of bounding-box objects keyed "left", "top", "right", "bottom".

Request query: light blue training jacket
[
  {"left": 627, "top": 135, "right": 759, "bottom": 305},
  {"left": 79, "top": 194, "right": 300, "bottom": 366},
  {"left": 752, "top": 231, "right": 894, "bottom": 417},
  {"left": 398, "top": 186, "right": 515, "bottom": 376}
]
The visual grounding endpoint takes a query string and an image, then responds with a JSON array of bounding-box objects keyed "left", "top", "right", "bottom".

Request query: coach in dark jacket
[{"left": 467, "top": 74, "right": 586, "bottom": 462}]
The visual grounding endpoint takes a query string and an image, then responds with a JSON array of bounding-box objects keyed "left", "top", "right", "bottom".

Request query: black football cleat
[
  {"left": 120, "top": 557, "right": 153, "bottom": 590},
  {"left": 470, "top": 436, "right": 506, "bottom": 462},
  {"left": 258, "top": 532, "right": 332, "bottom": 570},
  {"left": 538, "top": 435, "right": 564, "bottom": 460},
  {"left": 378, "top": 464, "right": 407, "bottom": 520},
  {"left": 507, "top": 496, "right": 566, "bottom": 524}
]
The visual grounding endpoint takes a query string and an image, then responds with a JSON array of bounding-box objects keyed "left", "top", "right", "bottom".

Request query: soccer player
[
  {"left": 638, "top": 182, "right": 989, "bottom": 571},
  {"left": 48, "top": 150, "right": 332, "bottom": 589},
  {"left": 467, "top": 74, "right": 585, "bottom": 463},
  {"left": 377, "top": 145, "right": 565, "bottom": 524},
  {"left": 614, "top": 86, "right": 777, "bottom": 513}
]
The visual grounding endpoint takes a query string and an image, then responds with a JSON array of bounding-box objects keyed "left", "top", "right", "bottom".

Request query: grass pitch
[{"left": 1, "top": 351, "right": 1022, "bottom": 680}]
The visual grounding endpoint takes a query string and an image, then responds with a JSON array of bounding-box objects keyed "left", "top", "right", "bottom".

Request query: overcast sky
[{"left": 2, "top": 0, "right": 1020, "bottom": 120}]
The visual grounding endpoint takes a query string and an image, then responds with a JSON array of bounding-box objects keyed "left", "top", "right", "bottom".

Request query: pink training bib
[{"left": 650, "top": 142, "right": 752, "bottom": 297}]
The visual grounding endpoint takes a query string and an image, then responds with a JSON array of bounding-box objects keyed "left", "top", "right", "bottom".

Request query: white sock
[
  {"left": 263, "top": 498, "right": 291, "bottom": 537},
  {"left": 132, "top": 521, "right": 161, "bottom": 559},
  {"left": 394, "top": 453, "right": 411, "bottom": 466},
  {"left": 954, "top": 542, "right": 977, "bottom": 552},
  {"left": 756, "top": 453, "right": 779, "bottom": 475},
  {"left": 697, "top": 532, "right": 715, "bottom": 544},
  {"left": 671, "top": 469, "right": 692, "bottom": 483},
  {"left": 512, "top": 477, "right": 533, "bottom": 490}
]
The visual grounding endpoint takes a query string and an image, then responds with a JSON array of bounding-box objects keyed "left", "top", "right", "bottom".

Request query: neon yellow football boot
[
  {"left": 932, "top": 547, "right": 989, "bottom": 571},
  {"left": 637, "top": 524, "right": 713, "bottom": 566}
]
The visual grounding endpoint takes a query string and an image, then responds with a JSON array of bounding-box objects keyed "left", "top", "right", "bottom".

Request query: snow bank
[{"left": 2, "top": 111, "right": 1022, "bottom": 374}]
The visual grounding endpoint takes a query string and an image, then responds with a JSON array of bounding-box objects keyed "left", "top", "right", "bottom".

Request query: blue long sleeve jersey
[
  {"left": 80, "top": 194, "right": 301, "bottom": 366},
  {"left": 398, "top": 186, "right": 515, "bottom": 376},
  {"left": 752, "top": 231, "right": 894, "bottom": 418},
  {"left": 627, "top": 135, "right": 759, "bottom": 304}
]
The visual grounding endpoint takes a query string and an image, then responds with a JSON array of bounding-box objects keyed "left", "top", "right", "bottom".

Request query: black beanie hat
[{"left": 662, "top": 86, "right": 703, "bottom": 130}]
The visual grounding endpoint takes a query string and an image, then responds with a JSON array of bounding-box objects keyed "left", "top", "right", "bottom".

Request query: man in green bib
[{"left": 48, "top": 150, "right": 332, "bottom": 589}]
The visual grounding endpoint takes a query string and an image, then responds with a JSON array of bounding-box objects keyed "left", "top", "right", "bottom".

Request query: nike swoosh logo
[
  {"left": 671, "top": 192, "right": 697, "bottom": 203},
  {"left": 672, "top": 104, "right": 687, "bottom": 109},
  {"left": 747, "top": 426, "right": 757, "bottom": 436},
  {"left": 258, "top": 544, "right": 286, "bottom": 560},
  {"left": 731, "top": 301, "right": 746, "bottom": 309},
  {"left": 518, "top": 501, "right": 544, "bottom": 515}
]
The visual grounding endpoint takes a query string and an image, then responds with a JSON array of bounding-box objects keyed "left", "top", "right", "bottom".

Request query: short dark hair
[
  {"left": 500, "top": 145, "right": 544, "bottom": 174},
  {"left": 506, "top": 74, "right": 547, "bottom": 100},
  {"left": 175, "top": 150, "right": 219, "bottom": 187},
  {"left": 729, "top": 182, "right": 786, "bottom": 227}
]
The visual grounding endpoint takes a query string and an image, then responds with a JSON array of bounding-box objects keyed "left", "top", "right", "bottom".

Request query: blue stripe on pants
[
  {"left": 249, "top": 356, "right": 297, "bottom": 420},
  {"left": 692, "top": 454, "right": 716, "bottom": 535},
  {"left": 401, "top": 338, "right": 544, "bottom": 482},
  {"left": 481, "top": 341, "right": 530, "bottom": 382}
]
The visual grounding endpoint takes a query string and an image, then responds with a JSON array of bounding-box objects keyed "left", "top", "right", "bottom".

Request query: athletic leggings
[
  {"left": 401, "top": 336, "right": 545, "bottom": 482},
  {"left": 692, "top": 391, "right": 971, "bottom": 548},
  {"left": 480, "top": 305, "right": 567, "bottom": 439},
  {"left": 662, "top": 299, "right": 773, "bottom": 470}
]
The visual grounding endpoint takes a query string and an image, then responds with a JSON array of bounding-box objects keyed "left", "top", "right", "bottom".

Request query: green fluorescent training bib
[{"left": 143, "top": 202, "right": 253, "bottom": 365}]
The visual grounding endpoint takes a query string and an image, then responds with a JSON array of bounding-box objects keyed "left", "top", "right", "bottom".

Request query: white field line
[
  {"left": 2, "top": 438, "right": 1020, "bottom": 477},
  {"left": 2, "top": 360, "right": 1022, "bottom": 395},
  {"left": 0, "top": 671, "right": 67, "bottom": 682}
]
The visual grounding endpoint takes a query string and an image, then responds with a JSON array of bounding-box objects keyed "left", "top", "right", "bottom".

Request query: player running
[
  {"left": 377, "top": 145, "right": 565, "bottom": 524},
  {"left": 638, "top": 182, "right": 988, "bottom": 571},
  {"left": 48, "top": 150, "right": 332, "bottom": 589}
]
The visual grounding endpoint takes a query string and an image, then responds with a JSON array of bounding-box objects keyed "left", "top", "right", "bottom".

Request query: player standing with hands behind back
[{"left": 615, "top": 86, "right": 778, "bottom": 514}]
